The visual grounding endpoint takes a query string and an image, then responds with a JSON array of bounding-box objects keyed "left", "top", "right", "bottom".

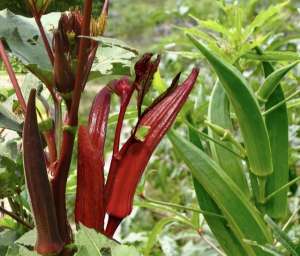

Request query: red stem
[
  {"left": 51, "top": 131, "right": 74, "bottom": 244},
  {"left": 44, "top": 129, "right": 57, "bottom": 163},
  {"left": 34, "top": 16, "right": 54, "bottom": 66},
  {"left": 69, "top": 0, "right": 93, "bottom": 126},
  {"left": 51, "top": 0, "right": 94, "bottom": 244},
  {"left": 0, "top": 40, "right": 26, "bottom": 114},
  {"left": 112, "top": 87, "right": 134, "bottom": 157}
]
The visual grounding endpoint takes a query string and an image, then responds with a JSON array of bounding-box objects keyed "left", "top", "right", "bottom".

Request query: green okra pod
[
  {"left": 187, "top": 34, "right": 273, "bottom": 178},
  {"left": 260, "top": 55, "right": 289, "bottom": 219}
]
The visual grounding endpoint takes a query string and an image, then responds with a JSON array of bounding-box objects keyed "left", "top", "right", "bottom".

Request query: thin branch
[
  {"left": 200, "top": 233, "right": 226, "bottom": 256},
  {"left": 142, "top": 195, "right": 225, "bottom": 219},
  {"left": 283, "top": 205, "right": 300, "bottom": 231},
  {"left": 69, "top": 0, "right": 93, "bottom": 125},
  {"left": 0, "top": 40, "right": 26, "bottom": 114},
  {"left": 265, "top": 176, "right": 300, "bottom": 202},
  {"left": 34, "top": 16, "right": 54, "bottom": 65},
  {"left": 0, "top": 205, "right": 33, "bottom": 229},
  {"left": 185, "top": 120, "right": 245, "bottom": 159},
  {"left": 263, "top": 90, "right": 300, "bottom": 116}
]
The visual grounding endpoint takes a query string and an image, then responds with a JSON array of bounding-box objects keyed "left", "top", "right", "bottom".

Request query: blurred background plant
[{"left": 1, "top": 0, "right": 300, "bottom": 255}]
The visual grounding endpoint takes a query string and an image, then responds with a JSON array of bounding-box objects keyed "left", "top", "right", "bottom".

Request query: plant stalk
[{"left": 0, "top": 40, "right": 26, "bottom": 114}]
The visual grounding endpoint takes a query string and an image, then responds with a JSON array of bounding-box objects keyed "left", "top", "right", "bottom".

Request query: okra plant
[
  {"left": 169, "top": 2, "right": 300, "bottom": 255},
  {"left": 0, "top": 0, "right": 199, "bottom": 255}
]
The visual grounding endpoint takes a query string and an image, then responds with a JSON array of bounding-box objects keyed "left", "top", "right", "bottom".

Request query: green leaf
[
  {"left": 244, "top": 2, "right": 288, "bottom": 40},
  {"left": 5, "top": 245, "right": 20, "bottom": 256},
  {"left": 188, "top": 126, "right": 247, "bottom": 256},
  {"left": 87, "top": 36, "right": 138, "bottom": 55},
  {"left": 0, "top": 9, "right": 60, "bottom": 71},
  {"left": 143, "top": 217, "right": 175, "bottom": 256},
  {"left": 75, "top": 225, "right": 140, "bottom": 256},
  {"left": 243, "top": 51, "right": 300, "bottom": 62},
  {"left": 15, "top": 229, "right": 36, "bottom": 247},
  {"left": 0, "top": 154, "right": 24, "bottom": 199},
  {"left": 0, "top": 230, "right": 17, "bottom": 246},
  {"left": 152, "top": 70, "right": 167, "bottom": 94},
  {"left": 0, "top": 104, "right": 22, "bottom": 132},
  {"left": 111, "top": 245, "right": 140, "bottom": 256},
  {"left": 91, "top": 46, "right": 136, "bottom": 77},
  {"left": 169, "top": 130, "right": 272, "bottom": 256},
  {"left": 75, "top": 225, "right": 115, "bottom": 256}
]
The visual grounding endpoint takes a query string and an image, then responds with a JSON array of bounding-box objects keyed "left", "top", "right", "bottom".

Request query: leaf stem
[
  {"left": 52, "top": 0, "right": 94, "bottom": 244},
  {"left": 0, "top": 40, "right": 26, "bottom": 114},
  {"left": 185, "top": 120, "right": 245, "bottom": 159},
  {"left": 263, "top": 90, "right": 300, "bottom": 116},
  {"left": 0, "top": 205, "right": 33, "bottom": 229},
  {"left": 34, "top": 16, "right": 54, "bottom": 65},
  {"left": 141, "top": 195, "right": 225, "bottom": 219},
  {"left": 69, "top": 0, "right": 93, "bottom": 125},
  {"left": 266, "top": 176, "right": 300, "bottom": 202}
]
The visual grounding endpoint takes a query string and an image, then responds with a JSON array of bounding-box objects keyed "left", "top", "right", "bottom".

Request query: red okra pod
[
  {"left": 23, "top": 89, "right": 64, "bottom": 255},
  {"left": 75, "top": 86, "right": 112, "bottom": 231},
  {"left": 105, "top": 68, "right": 199, "bottom": 235},
  {"left": 75, "top": 126, "right": 105, "bottom": 232}
]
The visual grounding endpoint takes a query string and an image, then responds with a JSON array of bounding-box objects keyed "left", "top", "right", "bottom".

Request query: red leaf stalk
[{"left": 0, "top": 40, "right": 26, "bottom": 114}]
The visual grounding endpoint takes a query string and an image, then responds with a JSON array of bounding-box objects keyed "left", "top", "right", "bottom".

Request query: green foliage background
[{"left": 1, "top": 0, "right": 300, "bottom": 255}]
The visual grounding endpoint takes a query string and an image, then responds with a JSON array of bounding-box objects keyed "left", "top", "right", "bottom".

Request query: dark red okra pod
[{"left": 23, "top": 89, "right": 64, "bottom": 255}]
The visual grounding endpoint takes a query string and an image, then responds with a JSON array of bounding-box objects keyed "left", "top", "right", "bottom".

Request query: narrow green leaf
[
  {"left": 264, "top": 215, "right": 298, "bottom": 256},
  {"left": 243, "top": 51, "right": 300, "bottom": 62},
  {"left": 143, "top": 217, "right": 175, "bottom": 256},
  {"left": 188, "top": 127, "right": 247, "bottom": 256},
  {"left": 169, "top": 130, "right": 273, "bottom": 256},
  {"left": 244, "top": 1, "right": 288, "bottom": 40},
  {"left": 188, "top": 35, "right": 273, "bottom": 180},
  {"left": 208, "top": 82, "right": 250, "bottom": 197},
  {"left": 256, "top": 61, "right": 299, "bottom": 102}
]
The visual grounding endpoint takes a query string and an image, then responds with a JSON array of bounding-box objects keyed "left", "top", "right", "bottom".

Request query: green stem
[
  {"left": 263, "top": 90, "right": 300, "bottom": 116},
  {"left": 0, "top": 205, "right": 33, "bottom": 229},
  {"left": 257, "top": 177, "right": 266, "bottom": 204},
  {"left": 142, "top": 196, "right": 224, "bottom": 219},
  {"left": 185, "top": 120, "right": 244, "bottom": 159},
  {"left": 266, "top": 176, "right": 300, "bottom": 202}
]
